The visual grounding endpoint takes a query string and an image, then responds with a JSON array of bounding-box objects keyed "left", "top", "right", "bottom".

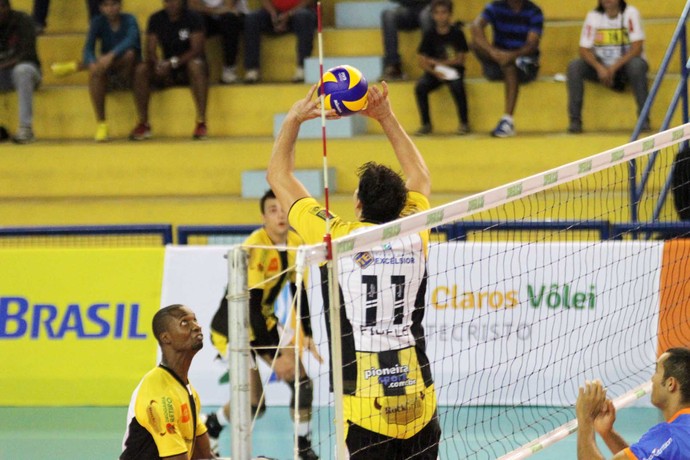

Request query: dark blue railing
[
  {"left": 630, "top": 1, "right": 690, "bottom": 222},
  {"left": 177, "top": 225, "right": 260, "bottom": 244}
]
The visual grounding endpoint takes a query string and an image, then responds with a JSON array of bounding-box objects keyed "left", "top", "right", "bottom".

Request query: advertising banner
[
  {"left": 163, "top": 242, "right": 669, "bottom": 408},
  {"left": 426, "top": 241, "right": 663, "bottom": 406},
  {"left": 0, "top": 248, "right": 164, "bottom": 406}
]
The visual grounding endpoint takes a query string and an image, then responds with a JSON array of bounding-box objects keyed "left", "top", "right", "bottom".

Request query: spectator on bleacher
[
  {"left": 82, "top": 0, "right": 142, "bottom": 142},
  {"left": 189, "top": 0, "right": 246, "bottom": 84},
  {"left": 470, "top": 0, "right": 543, "bottom": 138},
  {"left": 566, "top": 0, "right": 649, "bottom": 134},
  {"left": 414, "top": 0, "right": 469, "bottom": 136},
  {"left": 32, "top": 0, "right": 98, "bottom": 35},
  {"left": 379, "top": 0, "right": 432, "bottom": 81},
  {"left": 242, "top": 0, "right": 316, "bottom": 84},
  {"left": 130, "top": 0, "right": 208, "bottom": 141},
  {"left": 0, "top": 0, "right": 41, "bottom": 144}
]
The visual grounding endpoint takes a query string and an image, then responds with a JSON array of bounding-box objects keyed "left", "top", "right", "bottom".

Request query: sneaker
[
  {"left": 457, "top": 123, "right": 470, "bottom": 135},
  {"left": 292, "top": 66, "right": 305, "bottom": 83},
  {"left": 12, "top": 126, "right": 35, "bottom": 144},
  {"left": 221, "top": 66, "right": 238, "bottom": 84},
  {"left": 200, "top": 413, "right": 222, "bottom": 455},
  {"left": 129, "top": 122, "right": 151, "bottom": 141},
  {"left": 193, "top": 121, "right": 208, "bottom": 140},
  {"left": 567, "top": 119, "right": 583, "bottom": 134},
  {"left": 297, "top": 435, "right": 319, "bottom": 460},
  {"left": 491, "top": 117, "right": 515, "bottom": 138},
  {"left": 378, "top": 64, "right": 404, "bottom": 81},
  {"left": 415, "top": 124, "right": 432, "bottom": 136},
  {"left": 51, "top": 60, "right": 78, "bottom": 78},
  {"left": 244, "top": 69, "right": 260, "bottom": 84},
  {"left": 95, "top": 122, "right": 109, "bottom": 142}
]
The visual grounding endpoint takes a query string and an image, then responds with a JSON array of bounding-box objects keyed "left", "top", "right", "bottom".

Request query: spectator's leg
[
  {"left": 623, "top": 57, "right": 650, "bottom": 121},
  {"left": 86, "top": 0, "right": 99, "bottom": 20},
  {"left": 32, "top": 0, "right": 49, "bottom": 32},
  {"left": 289, "top": 8, "right": 317, "bottom": 68},
  {"left": 11, "top": 63, "right": 41, "bottom": 131},
  {"left": 243, "top": 8, "right": 272, "bottom": 72},
  {"left": 381, "top": 5, "right": 418, "bottom": 68},
  {"left": 88, "top": 62, "right": 108, "bottom": 122},
  {"left": 566, "top": 58, "right": 597, "bottom": 130},
  {"left": 503, "top": 64, "right": 519, "bottom": 116},
  {"left": 187, "top": 59, "right": 209, "bottom": 122},
  {"left": 418, "top": 4, "right": 433, "bottom": 34},
  {"left": 471, "top": 46, "right": 503, "bottom": 81},
  {"left": 219, "top": 13, "right": 243, "bottom": 67},
  {"left": 114, "top": 49, "right": 137, "bottom": 87},
  {"left": 448, "top": 73, "right": 468, "bottom": 125},
  {"left": 414, "top": 73, "right": 441, "bottom": 129},
  {"left": 132, "top": 62, "right": 150, "bottom": 124}
]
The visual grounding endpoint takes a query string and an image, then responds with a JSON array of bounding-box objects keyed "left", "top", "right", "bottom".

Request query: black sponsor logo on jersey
[
  {"left": 309, "top": 206, "right": 332, "bottom": 221},
  {"left": 353, "top": 252, "right": 373, "bottom": 269}
]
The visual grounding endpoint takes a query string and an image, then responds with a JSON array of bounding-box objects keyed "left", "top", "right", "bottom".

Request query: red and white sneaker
[
  {"left": 129, "top": 122, "right": 152, "bottom": 141},
  {"left": 193, "top": 121, "right": 208, "bottom": 140}
]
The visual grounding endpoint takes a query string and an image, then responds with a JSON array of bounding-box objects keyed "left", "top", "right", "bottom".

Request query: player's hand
[
  {"left": 303, "top": 336, "right": 323, "bottom": 364},
  {"left": 289, "top": 84, "right": 339, "bottom": 123},
  {"left": 360, "top": 81, "right": 392, "bottom": 122},
  {"left": 593, "top": 398, "right": 617, "bottom": 436},
  {"left": 576, "top": 380, "right": 607, "bottom": 424}
]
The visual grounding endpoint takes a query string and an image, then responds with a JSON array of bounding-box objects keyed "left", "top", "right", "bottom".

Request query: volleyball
[{"left": 320, "top": 65, "right": 368, "bottom": 116}]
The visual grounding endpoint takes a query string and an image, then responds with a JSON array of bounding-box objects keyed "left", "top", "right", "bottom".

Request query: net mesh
[{"left": 232, "top": 125, "right": 690, "bottom": 459}]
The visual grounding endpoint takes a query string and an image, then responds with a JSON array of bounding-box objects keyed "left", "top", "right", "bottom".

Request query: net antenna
[{"left": 316, "top": 2, "right": 348, "bottom": 459}]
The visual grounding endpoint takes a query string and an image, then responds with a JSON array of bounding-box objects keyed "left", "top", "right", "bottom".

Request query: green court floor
[{"left": 0, "top": 406, "right": 659, "bottom": 459}]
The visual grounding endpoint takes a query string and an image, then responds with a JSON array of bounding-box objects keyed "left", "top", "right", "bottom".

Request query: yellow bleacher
[{"left": 0, "top": 0, "right": 685, "bottom": 229}]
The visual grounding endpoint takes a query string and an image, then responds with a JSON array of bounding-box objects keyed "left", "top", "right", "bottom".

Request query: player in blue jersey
[
  {"left": 470, "top": 0, "right": 543, "bottom": 138},
  {"left": 576, "top": 347, "right": 690, "bottom": 459}
]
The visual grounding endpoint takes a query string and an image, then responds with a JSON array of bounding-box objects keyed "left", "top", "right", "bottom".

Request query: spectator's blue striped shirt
[{"left": 481, "top": 0, "right": 543, "bottom": 52}]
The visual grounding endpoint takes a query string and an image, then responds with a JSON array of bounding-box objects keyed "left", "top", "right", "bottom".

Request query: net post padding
[
  {"left": 498, "top": 381, "right": 653, "bottom": 460},
  {"left": 227, "top": 245, "right": 252, "bottom": 460}
]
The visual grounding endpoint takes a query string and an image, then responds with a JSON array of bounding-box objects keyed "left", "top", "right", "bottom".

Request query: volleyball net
[{"left": 229, "top": 123, "right": 690, "bottom": 459}]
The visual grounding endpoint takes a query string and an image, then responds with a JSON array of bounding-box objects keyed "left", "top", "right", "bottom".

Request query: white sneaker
[
  {"left": 244, "top": 69, "right": 260, "bottom": 84},
  {"left": 292, "top": 66, "right": 305, "bottom": 83},
  {"left": 221, "top": 66, "right": 238, "bottom": 84},
  {"left": 491, "top": 117, "right": 515, "bottom": 138}
]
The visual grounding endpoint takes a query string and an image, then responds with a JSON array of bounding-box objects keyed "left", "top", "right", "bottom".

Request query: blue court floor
[{"left": 0, "top": 406, "right": 659, "bottom": 459}]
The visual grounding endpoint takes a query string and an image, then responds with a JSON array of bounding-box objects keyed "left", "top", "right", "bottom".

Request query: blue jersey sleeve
[{"left": 629, "top": 423, "right": 676, "bottom": 459}]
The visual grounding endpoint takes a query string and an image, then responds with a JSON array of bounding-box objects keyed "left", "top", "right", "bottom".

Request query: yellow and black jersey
[
  {"left": 120, "top": 365, "right": 207, "bottom": 460},
  {"left": 288, "top": 191, "right": 436, "bottom": 439},
  {"left": 210, "top": 227, "right": 313, "bottom": 357}
]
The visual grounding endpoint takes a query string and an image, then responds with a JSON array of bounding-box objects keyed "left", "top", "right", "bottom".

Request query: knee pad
[
  {"left": 252, "top": 400, "right": 266, "bottom": 418},
  {"left": 289, "top": 378, "right": 313, "bottom": 411}
]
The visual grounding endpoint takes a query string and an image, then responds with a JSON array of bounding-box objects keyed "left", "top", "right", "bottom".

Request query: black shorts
[
  {"left": 480, "top": 54, "right": 539, "bottom": 84},
  {"left": 346, "top": 414, "right": 441, "bottom": 460}
]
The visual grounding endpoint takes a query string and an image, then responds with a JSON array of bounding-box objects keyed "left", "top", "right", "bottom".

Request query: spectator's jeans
[
  {"left": 0, "top": 63, "right": 41, "bottom": 129},
  {"left": 381, "top": 3, "right": 432, "bottom": 67},
  {"left": 33, "top": 0, "right": 99, "bottom": 27},
  {"left": 415, "top": 71, "right": 468, "bottom": 126},
  {"left": 243, "top": 7, "right": 317, "bottom": 70},
  {"left": 203, "top": 12, "right": 243, "bottom": 67},
  {"left": 566, "top": 56, "right": 649, "bottom": 122}
]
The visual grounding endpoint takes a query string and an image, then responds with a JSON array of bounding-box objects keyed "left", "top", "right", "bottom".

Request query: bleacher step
[{"left": 335, "top": 2, "right": 394, "bottom": 29}]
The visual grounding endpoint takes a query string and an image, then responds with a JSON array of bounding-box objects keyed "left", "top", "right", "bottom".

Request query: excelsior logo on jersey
[{"left": 0, "top": 296, "right": 147, "bottom": 339}]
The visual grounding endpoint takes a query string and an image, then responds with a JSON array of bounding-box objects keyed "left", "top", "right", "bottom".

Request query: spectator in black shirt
[
  {"left": 414, "top": 0, "right": 468, "bottom": 136},
  {"left": 130, "top": 0, "right": 209, "bottom": 141}
]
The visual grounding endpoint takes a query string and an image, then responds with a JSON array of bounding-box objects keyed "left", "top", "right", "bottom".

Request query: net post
[
  {"left": 292, "top": 247, "right": 308, "bottom": 460},
  {"left": 227, "top": 245, "right": 252, "bottom": 460},
  {"left": 325, "top": 235, "right": 347, "bottom": 459}
]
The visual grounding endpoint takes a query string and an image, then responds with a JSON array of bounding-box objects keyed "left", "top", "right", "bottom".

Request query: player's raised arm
[
  {"left": 267, "top": 85, "right": 337, "bottom": 213},
  {"left": 361, "top": 81, "right": 431, "bottom": 198}
]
